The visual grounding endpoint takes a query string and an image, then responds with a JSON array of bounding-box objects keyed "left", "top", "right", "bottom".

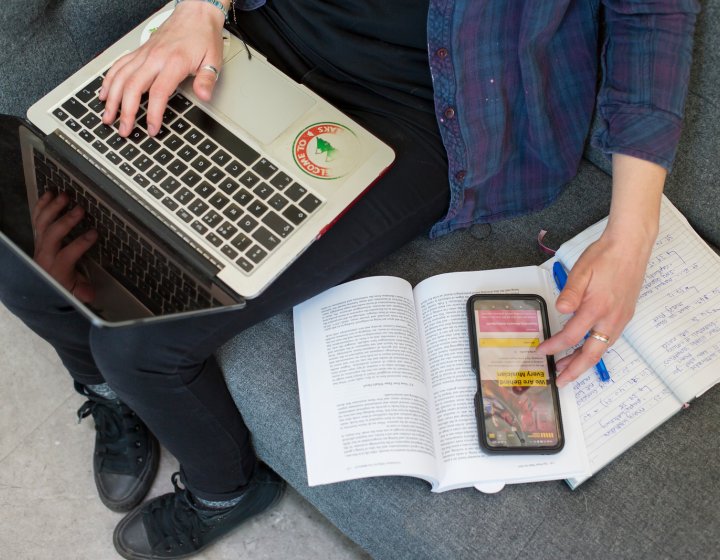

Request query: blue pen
[{"left": 552, "top": 261, "right": 611, "bottom": 382}]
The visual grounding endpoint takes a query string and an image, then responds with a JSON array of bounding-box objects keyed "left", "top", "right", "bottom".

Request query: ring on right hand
[
  {"left": 198, "top": 64, "right": 220, "bottom": 80},
  {"left": 588, "top": 329, "right": 610, "bottom": 344}
]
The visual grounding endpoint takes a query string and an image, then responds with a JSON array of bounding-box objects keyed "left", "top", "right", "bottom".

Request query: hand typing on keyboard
[
  {"left": 99, "top": 1, "right": 227, "bottom": 138},
  {"left": 32, "top": 192, "right": 98, "bottom": 303}
]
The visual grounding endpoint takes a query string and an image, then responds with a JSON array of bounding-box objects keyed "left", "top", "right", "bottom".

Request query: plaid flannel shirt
[{"left": 236, "top": 1, "right": 700, "bottom": 237}]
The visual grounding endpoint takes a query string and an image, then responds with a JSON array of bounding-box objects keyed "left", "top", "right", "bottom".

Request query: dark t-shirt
[{"left": 263, "top": 0, "right": 434, "bottom": 108}]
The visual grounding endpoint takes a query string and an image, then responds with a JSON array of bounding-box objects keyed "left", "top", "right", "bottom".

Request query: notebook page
[
  {"left": 539, "top": 260, "right": 682, "bottom": 488},
  {"left": 565, "top": 336, "right": 681, "bottom": 488},
  {"left": 556, "top": 197, "right": 720, "bottom": 404}
]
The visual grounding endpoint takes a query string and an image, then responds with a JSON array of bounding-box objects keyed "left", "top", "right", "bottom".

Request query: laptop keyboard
[
  {"left": 33, "top": 149, "right": 219, "bottom": 315},
  {"left": 50, "top": 74, "right": 325, "bottom": 275}
]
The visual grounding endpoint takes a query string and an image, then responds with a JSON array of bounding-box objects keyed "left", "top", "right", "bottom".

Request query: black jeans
[{"left": 0, "top": 7, "right": 449, "bottom": 501}]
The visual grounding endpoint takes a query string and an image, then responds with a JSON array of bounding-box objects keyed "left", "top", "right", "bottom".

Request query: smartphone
[{"left": 467, "top": 294, "right": 564, "bottom": 454}]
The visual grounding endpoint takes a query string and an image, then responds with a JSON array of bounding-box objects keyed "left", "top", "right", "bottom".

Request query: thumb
[
  {"left": 556, "top": 267, "right": 590, "bottom": 315},
  {"left": 193, "top": 51, "right": 223, "bottom": 101}
]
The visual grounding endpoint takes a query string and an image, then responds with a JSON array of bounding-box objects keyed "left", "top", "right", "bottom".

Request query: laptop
[{"left": 3, "top": 3, "right": 394, "bottom": 327}]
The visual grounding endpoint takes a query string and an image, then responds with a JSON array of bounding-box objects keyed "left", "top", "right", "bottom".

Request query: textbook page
[
  {"left": 412, "top": 267, "right": 589, "bottom": 490},
  {"left": 556, "top": 196, "right": 720, "bottom": 404},
  {"left": 293, "top": 276, "right": 438, "bottom": 487}
]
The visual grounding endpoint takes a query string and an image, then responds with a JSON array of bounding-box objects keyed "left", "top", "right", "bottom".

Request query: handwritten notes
[
  {"left": 622, "top": 204, "right": 720, "bottom": 402},
  {"left": 570, "top": 338, "right": 679, "bottom": 474},
  {"left": 559, "top": 197, "right": 720, "bottom": 485},
  {"left": 558, "top": 198, "right": 720, "bottom": 404}
]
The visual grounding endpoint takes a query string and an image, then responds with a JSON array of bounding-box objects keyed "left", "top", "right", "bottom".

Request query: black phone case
[{"left": 467, "top": 294, "right": 565, "bottom": 454}]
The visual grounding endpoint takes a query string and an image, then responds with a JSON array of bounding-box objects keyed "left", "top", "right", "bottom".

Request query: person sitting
[{"left": 0, "top": 1, "right": 699, "bottom": 558}]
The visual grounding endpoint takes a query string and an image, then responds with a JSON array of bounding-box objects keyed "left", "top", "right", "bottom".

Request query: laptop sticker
[{"left": 292, "top": 123, "right": 360, "bottom": 180}]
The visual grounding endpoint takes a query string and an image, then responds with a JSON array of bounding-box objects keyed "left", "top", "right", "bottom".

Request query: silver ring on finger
[
  {"left": 588, "top": 329, "right": 610, "bottom": 344},
  {"left": 199, "top": 64, "right": 220, "bottom": 81}
]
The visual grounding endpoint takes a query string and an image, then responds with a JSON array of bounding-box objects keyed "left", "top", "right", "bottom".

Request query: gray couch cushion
[
  {"left": 220, "top": 160, "right": 720, "bottom": 559},
  {"left": 0, "top": 0, "right": 166, "bottom": 117}
]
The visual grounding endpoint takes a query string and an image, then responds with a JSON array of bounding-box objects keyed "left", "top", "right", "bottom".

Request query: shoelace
[
  {"left": 77, "top": 399, "right": 143, "bottom": 474},
  {"left": 144, "top": 473, "right": 215, "bottom": 554}
]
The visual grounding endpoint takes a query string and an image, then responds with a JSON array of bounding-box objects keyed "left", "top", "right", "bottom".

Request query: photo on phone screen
[{"left": 467, "top": 294, "right": 564, "bottom": 453}]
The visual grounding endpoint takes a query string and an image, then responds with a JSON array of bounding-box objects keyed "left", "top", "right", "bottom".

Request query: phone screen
[{"left": 468, "top": 295, "right": 563, "bottom": 452}]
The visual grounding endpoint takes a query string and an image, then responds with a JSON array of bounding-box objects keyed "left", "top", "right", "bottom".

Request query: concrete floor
[{"left": 0, "top": 303, "right": 370, "bottom": 560}]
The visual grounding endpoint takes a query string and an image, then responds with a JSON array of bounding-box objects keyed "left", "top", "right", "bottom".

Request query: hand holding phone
[{"left": 467, "top": 294, "right": 564, "bottom": 454}]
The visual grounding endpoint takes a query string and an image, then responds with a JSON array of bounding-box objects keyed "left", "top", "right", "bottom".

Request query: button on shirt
[{"left": 236, "top": 0, "right": 700, "bottom": 238}]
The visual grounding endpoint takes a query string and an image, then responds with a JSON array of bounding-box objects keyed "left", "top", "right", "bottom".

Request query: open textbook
[
  {"left": 293, "top": 196, "right": 720, "bottom": 491},
  {"left": 293, "top": 267, "right": 590, "bottom": 491}
]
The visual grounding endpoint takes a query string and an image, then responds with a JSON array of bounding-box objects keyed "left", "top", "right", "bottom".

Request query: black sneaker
[
  {"left": 76, "top": 384, "right": 159, "bottom": 512},
  {"left": 113, "top": 464, "right": 285, "bottom": 559}
]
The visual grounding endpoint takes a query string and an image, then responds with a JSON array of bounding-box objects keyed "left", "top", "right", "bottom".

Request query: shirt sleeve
[{"left": 592, "top": 0, "right": 701, "bottom": 170}]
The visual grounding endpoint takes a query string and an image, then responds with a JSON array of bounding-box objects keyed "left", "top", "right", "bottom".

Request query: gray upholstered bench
[{"left": 218, "top": 4, "right": 720, "bottom": 558}]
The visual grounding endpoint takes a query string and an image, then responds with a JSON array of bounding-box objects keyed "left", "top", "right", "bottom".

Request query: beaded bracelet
[{"left": 174, "top": 0, "right": 229, "bottom": 22}]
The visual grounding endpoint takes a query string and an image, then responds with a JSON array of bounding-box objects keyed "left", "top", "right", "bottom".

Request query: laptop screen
[
  {"left": 0, "top": 119, "right": 245, "bottom": 327},
  {"left": 0, "top": 117, "right": 34, "bottom": 257}
]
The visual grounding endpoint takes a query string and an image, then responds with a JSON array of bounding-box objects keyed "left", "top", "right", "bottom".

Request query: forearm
[{"left": 604, "top": 153, "right": 666, "bottom": 255}]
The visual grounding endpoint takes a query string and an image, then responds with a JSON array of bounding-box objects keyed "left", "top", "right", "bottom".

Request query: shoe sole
[{"left": 97, "top": 433, "right": 160, "bottom": 513}]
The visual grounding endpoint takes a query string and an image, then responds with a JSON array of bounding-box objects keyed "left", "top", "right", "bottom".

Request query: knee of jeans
[
  {"left": 88, "top": 325, "right": 208, "bottom": 393},
  {"left": 88, "top": 327, "right": 186, "bottom": 390}
]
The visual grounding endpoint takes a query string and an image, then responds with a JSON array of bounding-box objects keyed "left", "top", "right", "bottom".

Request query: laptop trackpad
[{"left": 205, "top": 51, "right": 315, "bottom": 146}]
